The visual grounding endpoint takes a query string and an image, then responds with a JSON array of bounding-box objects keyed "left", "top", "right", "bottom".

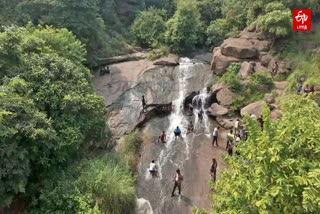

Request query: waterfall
[{"left": 192, "top": 89, "right": 211, "bottom": 136}]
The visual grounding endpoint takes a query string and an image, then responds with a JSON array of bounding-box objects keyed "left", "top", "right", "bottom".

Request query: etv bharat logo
[{"left": 293, "top": 9, "right": 311, "bottom": 31}]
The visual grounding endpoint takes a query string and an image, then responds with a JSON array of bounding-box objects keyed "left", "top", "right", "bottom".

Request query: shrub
[
  {"left": 132, "top": 8, "right": 167, "bottom": 48},
  {"left": 206, "top": 18, "right": 229, "bottom": 47},
  {"left": 31, "top": 157, "right": 136, "bottom": 214},
  {"left": 218, "top": 63, "right": 242, "bottom": 91},
  {"left": 123, "top": 130, "right": 143, "bottom": 172}
]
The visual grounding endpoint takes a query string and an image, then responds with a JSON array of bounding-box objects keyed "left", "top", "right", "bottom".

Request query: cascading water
[
  {"left": 192, "top": 89, "right": 211, "bottom": 136},
  {"left": 136, "top": 57, "right": 215, "bottom": 214}
]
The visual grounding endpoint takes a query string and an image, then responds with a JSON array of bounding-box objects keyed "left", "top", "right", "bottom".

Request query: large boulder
[
  {"left": 260, "top": 54, "right": 273, "bottom": 67},
  {"left": 239, "top": 61, "right": 252, "bottom": 80},
  {"left": 264, "top": 93, "right": 275, "bottom": 104},
  {"left": 271, "top": 109, "right": 283, "bottom": 120},
  {"left": 220, "top": 38, "right": 258, "bottom": 59},
  {"left": 216, "top": 88, "right": 235, "bottom": 107},
  {"left": 240, "top": 101, "right": 264, "bottom": 117},
  {"left": 211, "top": 48, "right": 242, "bottom": 75},
  {"left": 211, "top": 83, "right": 226, "bottom": 93},
  {"left": 251, "top": 62, "right": 269, "bottom": 73},
  {"left": 252, "top": 40, "right": 271, "bottom": 52},
  {"left": 216, "top": 117, "right": 239, "bottom": 129},
  {"left": 207, "top": 103, "right": 229, "bottom": 116}
]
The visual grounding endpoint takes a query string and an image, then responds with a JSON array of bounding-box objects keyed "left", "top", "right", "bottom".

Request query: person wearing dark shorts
[
  {"left": 212, "top": 127, "right": 219, "bottom": 146},
  {"left": 174, "top": 126, "right": 181, "bottom": 139}
]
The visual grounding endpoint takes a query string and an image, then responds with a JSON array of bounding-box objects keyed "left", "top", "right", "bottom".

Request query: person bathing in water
[
  {"left": 198, "top": 109, "right": 204, "bottom": 122},
  {"left": 171, "top": 169, "right": 183, "bottom": 197},
  {"left": 174, "top": 126, "right": 182, "bottom": 139},
  {"left": 158, "top": 131, "right": 166, "bottom": 143},
  {"left": 187, "top": 121, "right": 194, "bottom": 135},
  {"left": 149, "top": 160, "right": 157, "bottom": 176}
]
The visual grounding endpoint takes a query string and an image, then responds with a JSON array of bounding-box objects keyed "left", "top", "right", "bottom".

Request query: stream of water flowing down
[{"left": 136, "top": 58, "right": 224, "bottom": 214}]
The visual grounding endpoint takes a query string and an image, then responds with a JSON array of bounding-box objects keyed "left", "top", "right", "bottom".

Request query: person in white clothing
[
  {"left": 212, "top": 127, "right": 219, "bottom": 146},
  {"left": 149, "top": 160, "right": 157, "bottom": 175}
]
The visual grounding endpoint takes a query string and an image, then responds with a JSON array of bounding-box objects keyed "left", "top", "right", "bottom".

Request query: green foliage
[
  {"left": 0, "top": 25, "right": 109, "bottom": 209},
  {"left": 219, "top": 63, "right": 273, "bottom": 115},
  {"left": 206, "top": 19, "right": 229, "bottom": 47},
  {"left": 254, "top": 2, "right": 292, "bottom": 37},
  {"left": 202, "top": 96, "right": 320, "bottom": 213},
  {"left": 123, "top": 130, "right": 143, "bottom": 172},
  {"left": 31, "top": 156, "right": 136, "bottom": 214},
  {"left": 165, "top": 1, "right": 203, "bottom": 53},
  {"left": 196, "top": 0, "right": 223, "bottom": 26},
  {"left": 132, "top": 8, "right": 167, "bottom": 48},
  {"left": 218, "top": 63, "right": 242, "bottom": 91}
]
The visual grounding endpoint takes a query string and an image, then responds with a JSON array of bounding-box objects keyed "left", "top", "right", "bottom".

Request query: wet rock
[
  {"left": 239, "top": 61, "right": 252, "bottom": 80},
  {"left": 221, "top": 38, "right": 258, "bottom": 59},
  {"left": 193, "top": 52, "right": 213, "bottom": 64},
  {"left": 211, "top": 48, "right": 242, "bottom": 75},
  {"left": 240, "top": 101, "right": 264, "bottom": 117},
  {"left": 136, "top": 198, "right": 153, "bottom": 214},
  {"left": 153, "top": 54, "right": 179, "bottom": 66},
  {"left": 216, "top": 117, "right": 238, "bottom": 129},
  {"left": 184, "top": 91, "right": 199, "bottom": 109},
  {"left": 216, "top": 87, "right": 235, "bottom": 107},
  {"left": 271, "top": 109, "right": 282, "bottom": 120},
  {"left": 264, "top": 93, "right": 275, "bottom": 104},
  {"left": 260, "top": 54, "right": 273, "bottom": 67},
  {"left": 207, "top": 103, "right": 229, "bottom": 116}
]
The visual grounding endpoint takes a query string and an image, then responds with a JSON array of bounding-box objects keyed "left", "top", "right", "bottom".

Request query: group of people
[{"left": 297, "top": 81, "right": 315, "bottom": 95}]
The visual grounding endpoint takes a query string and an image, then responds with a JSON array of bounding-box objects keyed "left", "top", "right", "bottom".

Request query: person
[
  {"left": 297, "top": 80, "right": 303, "bottom": 94},
  {"left": 310, "top": 85, "right": 315, "bottom": 94},
  {"left": 171, "top": 169, "right": 183, "bottom": 197},
  {"left": 149, "top": 160, "right": 157, "bottom": 176},
  {"left": 227, "top": 143, "right": 233, "bottom": 156},
  {"left": 142, "top": 95, "right": 147, "bottom": 112},
  {"left": 187, "top": 121, "right": 194, "bottom": 135},
  {"left": 234, "top": 119, "right": 240, "bottom": 135},
  {"left": 226, "top": 130, "right": 235, "bottom": 150},
  {"left": 188, "top": 104, "right": 193, "bottom": 113},
  {"left": 271, "top": 61, "right": 278, "bottom": 77},
  {"left": 159, "top": 131, "right": 166, "bottom": 143},
  {"left": 252, "top": 62, "right": 256, "bottom": 73},
  {"left": 258, "top": 116, "right": 264, "bottom": 130},
  {"left": 210, "top": 158, "right": 218, "bottom": 183},
  {"left": 304, "top": 85, "right": 310, "bottom": 94},
  {"left": 198, "top": 109, "right": 204, "bottom": 122},
  {"left": 235, "top": 134, "right": 241, "bottom": 144},
  {"left": 99, "top": 66, "right": 110, "bottom": 76},
  {"left": 212, "top": 127, "right": 219, "bottom": 147},
  {"left": 168, "top": 102, "right": 173, "bottom": 112},
  {"left": 174, "top": 126, "right": 181, "bottom": 139}
]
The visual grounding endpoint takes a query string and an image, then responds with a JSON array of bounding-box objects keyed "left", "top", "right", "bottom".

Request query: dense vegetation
[
  {"left": 0, "top": 25, "right": 137, "bottom": 213},
  {"left": 196, "top": 96, "right": 320, "bottom": 213}
]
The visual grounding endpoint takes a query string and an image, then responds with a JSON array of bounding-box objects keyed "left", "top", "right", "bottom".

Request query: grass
[{"left": 122, "top": 130, "right": 143, "bottom": 173}]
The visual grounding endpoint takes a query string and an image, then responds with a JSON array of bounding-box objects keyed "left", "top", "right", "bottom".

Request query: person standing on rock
[
  {"left": 149, "top": 160, "right": 157, "bottom": 176},
  {"left": 198, "top": 109, "right": 204, "bottom": 122},
  {"left": 171, "top": 169, "right": 183, "bottom": 197},
  {"left": 210, "top": 158, "right": 218, "bottom": 183},
  {"left": 187, "top": 121, "right": 194, "bottom": 135},
  {"left": 226, "top": 130, "right": 235, "bottom": 150},
  {"left": 212, "top": 127, "right": 219, "bottom": 147},
  {"left": 271, "top": 61, "right": 278, "bottom": 77},
  {"left": 142, "top": 95, "right": 147, "bottom": 113}
]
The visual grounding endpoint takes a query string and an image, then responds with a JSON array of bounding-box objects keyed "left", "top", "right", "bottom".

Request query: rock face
[
  {"left": 252, "top": 40, "right": 271, "bottom": 52},
  {"left": 271, "top": 109, "right": 282, "bottom": 120},
  {"left": 260, "top": 54, "right": 273, "bottom": 67},
  {"left": 211, "top": 48, "right": 242, "bottom": 75},
  {"left": 153, "top": 54, "right": 179, "bottom": 66},
  {"left": 216, "top": 88, "right": 235, "bottom": 107},
  {"left": 136, "top": 198, "right": 153, "bottom": 214},
  {"left": 207, "top": 103, "right": 229, "bottom": 116},
  {"left": 221, "top": 38, "right": 258, "bottom": 59},
  {"left": 264, "top": 93, "right": 275, "bottom": 104},
  {"left": 240, "top": 61, "right": 252, "bottom": 79},
  {"left": 216, "top": 117, "right": 239, "bottom": 129},
  {"left": 240, "top": 101, "right": 264, "bottom": 117}
]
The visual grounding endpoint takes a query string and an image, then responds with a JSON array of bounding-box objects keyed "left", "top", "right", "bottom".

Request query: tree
[
  {"left": 196, "top": 0, "right": 223, "bottom": 26},
  {"left": 255, "top": 2, "right": 292, "bottom": 37},
  {"left": 198, "top": 96, "right": 320, "bottom": 213},
  {"left": 206, "top": 18, "right": 229, "bottom": 47},
  {"left": 165, "top": 1, "right": 203, "bottom": 53},
  {"left": 132, "top": 8, "right": 167, "bottom": 48}
]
